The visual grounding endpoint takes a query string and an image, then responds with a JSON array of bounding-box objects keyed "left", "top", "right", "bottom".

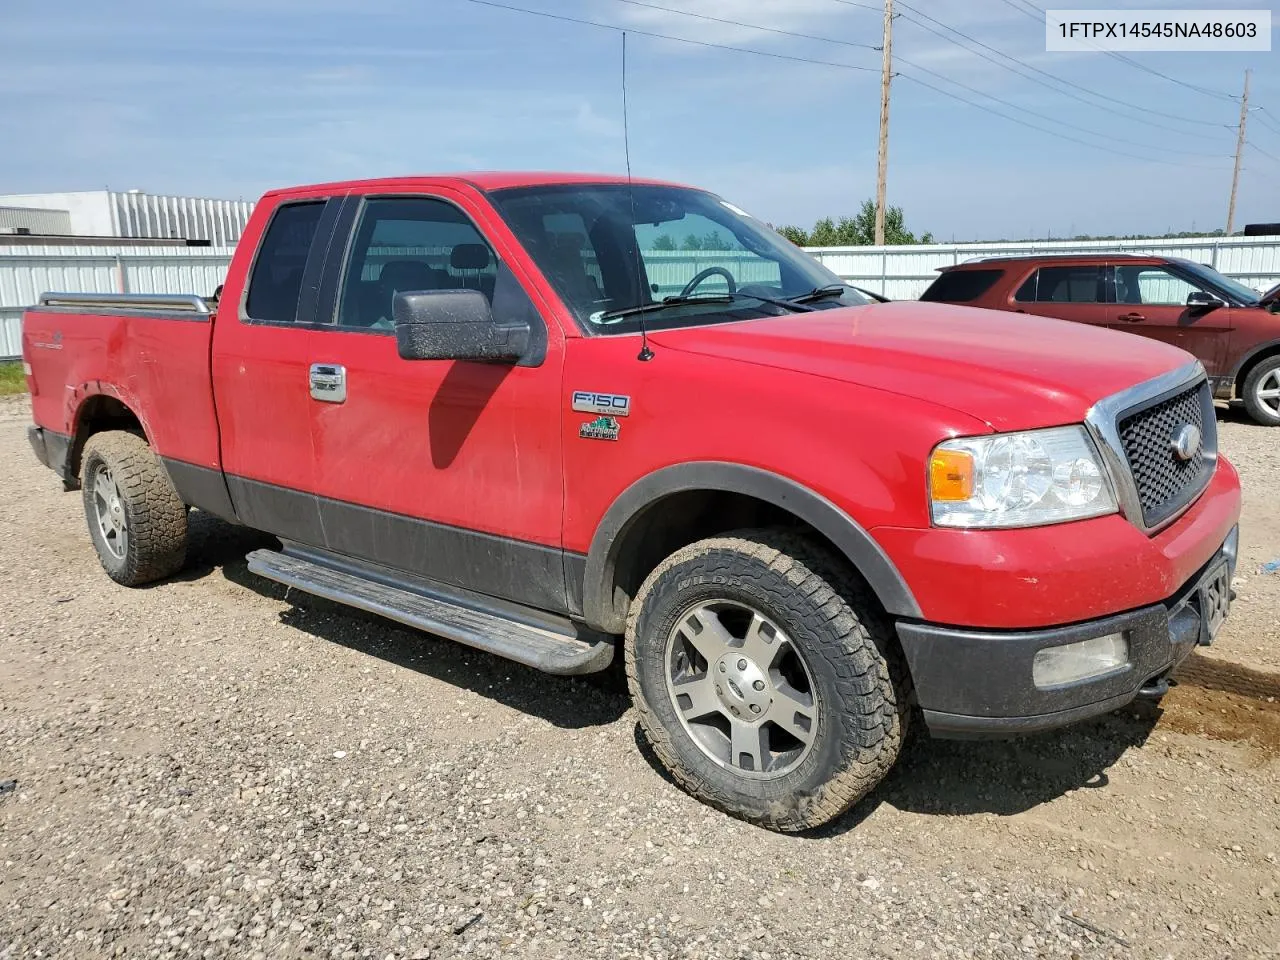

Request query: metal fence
[
  {"left": 4, "top": 236, "right": 1280, "bottom": 360},
  {"left": 1, "top": 245, "right": 235, "bottom": 358},
  {"left": 805, "top": 235, "right": 1280, "bottom": 300}
]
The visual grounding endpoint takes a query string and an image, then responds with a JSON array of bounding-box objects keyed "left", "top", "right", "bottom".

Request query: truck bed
[{"left": 23, "top": 293, "right": 224, "bottom": 483}]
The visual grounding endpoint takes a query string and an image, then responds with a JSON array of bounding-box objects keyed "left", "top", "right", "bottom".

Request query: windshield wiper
[
  {"left": 598, "top": 292, "right": 813, "bottom": 323},
  {"left": 787, "top": 283, "right": 851, "bottom": 305}
]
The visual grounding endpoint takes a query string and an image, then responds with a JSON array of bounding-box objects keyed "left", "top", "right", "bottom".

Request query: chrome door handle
[
  {"left": 309, "top": 363, "right": 347, "bottom": 403},
  {"left": 1117, "top": 312, "right": 1145, "bottom": 323}
]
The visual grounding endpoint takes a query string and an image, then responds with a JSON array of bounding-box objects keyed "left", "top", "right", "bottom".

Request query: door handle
[
  {"left": 1116, "top": 312, "right": 1146, "bottom": 323},
  {"left": 309, "top": 363, "right": 347, "bottom": 403}
]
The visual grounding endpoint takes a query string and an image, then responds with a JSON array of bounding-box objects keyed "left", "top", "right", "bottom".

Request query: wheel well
[
  {"left": 607, "top": 490, "right": 888, "bottom": 627},
  {"left": 69, "top": 396, "right": 145, "bottom": 484},
  {"left": 1235, "top": 346, "right": 1280, "bottom": 397}
]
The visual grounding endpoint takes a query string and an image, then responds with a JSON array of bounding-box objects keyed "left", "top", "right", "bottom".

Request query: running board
[{"left": 245, "top": 548, "right": 614, "bottom": 675}]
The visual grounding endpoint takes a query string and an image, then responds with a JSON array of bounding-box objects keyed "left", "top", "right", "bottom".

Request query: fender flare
[
  {"left": 580, "top": 461, "right": 922, "bottom": 632},
  {"left": 62, "top": 381, "right": 153, "bottom": 485}
]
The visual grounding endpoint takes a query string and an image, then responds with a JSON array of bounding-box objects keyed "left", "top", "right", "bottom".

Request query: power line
[
  {"left": 461, "top": 0, "right": 1234, "bottom": 172},
  {"left": 604, "top": 0, "right": 878, "bottom": 51},
  {"left": 1248, "top": 141, "right": 1280, "bottom": 163},
  {"left": 460, "top": 0, "right": 878, "bottom": 72},
  {"left": 1252, "top": 108, "right": 1280, "bottom": 138},
  {"left": 994, "top": 0, "right": 1240, "bottom": 100},
  {"left": 605, "top": 0, "right": 1225, "bottom": 159},
  {"left": 897, "top": 72, "right": 1229, "bottom": 169},
  {"left": 897, "top": 55, "right": 1229, "bottom": 158},
  {"left": 834, "top": 0, "right": 1235, "bottom": 138},
  {"left": 894, "top": 0, "right": 1234, "bottom": 128}
]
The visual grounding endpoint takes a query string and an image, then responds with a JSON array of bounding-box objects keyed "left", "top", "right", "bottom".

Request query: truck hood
[{"left": 650, "top": 301, "right": 1193, "bottom": 433}]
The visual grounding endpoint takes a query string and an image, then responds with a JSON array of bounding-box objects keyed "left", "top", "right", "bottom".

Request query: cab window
[
  {"left": 336, "top": 197, "right": 499, "bottom": 331},
  {"left": 244, "top": 201, "right": 326, "bottom": 324}
]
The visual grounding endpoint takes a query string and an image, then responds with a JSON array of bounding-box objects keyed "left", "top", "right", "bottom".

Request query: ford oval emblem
[{"left": 1171, "top": 423, "right": 1201, "bottom": 461}]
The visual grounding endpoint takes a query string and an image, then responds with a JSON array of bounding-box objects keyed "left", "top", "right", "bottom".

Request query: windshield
[
  {"left": 489, "top": 183, "right": 867, "bottom": 333},
  {"left": 1178, "top": 260, "right": 1262, "bottom": 304}
]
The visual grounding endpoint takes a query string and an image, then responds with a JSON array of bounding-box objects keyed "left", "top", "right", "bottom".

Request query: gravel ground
[{"left": 1, "top": 393, "right": 1278, "bottom": 960}]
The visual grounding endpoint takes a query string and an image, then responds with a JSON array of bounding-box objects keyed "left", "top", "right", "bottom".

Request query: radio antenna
[{"left": 622, "top": 31, "right": 654, "bottom": 362}]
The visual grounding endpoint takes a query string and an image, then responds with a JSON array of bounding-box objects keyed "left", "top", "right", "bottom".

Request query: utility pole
[
  {"left": 874, "top": 0, "right": 893, "bottom": 246},
  {"left": 1226, "top": 68, "right": 1251, "bottom": 237}
]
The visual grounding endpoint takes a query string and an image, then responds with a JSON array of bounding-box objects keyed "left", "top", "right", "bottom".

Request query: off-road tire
[
  {"left": 1242, "top": 355, "right": 1280, "bottom": 426},
  {"left": 81, "top": 431, "right": 188, "bottom": 586},
  {"left": 625, "top": 528, "right": 908, "bottom": 832}
]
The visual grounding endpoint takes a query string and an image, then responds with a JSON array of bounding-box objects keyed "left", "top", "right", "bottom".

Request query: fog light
[{"left": 1032, "top": 633, "right": 1129, "bottom": 688}]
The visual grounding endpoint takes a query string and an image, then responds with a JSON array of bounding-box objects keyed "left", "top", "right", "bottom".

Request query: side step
[{"left": 245, "top": 548, "right": 614, "bottom": 675}]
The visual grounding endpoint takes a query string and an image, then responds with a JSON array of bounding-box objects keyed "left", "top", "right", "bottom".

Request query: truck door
[
  {"left": 211, "top": 195, "right": 344, "bottom": 542},
  {"left": 304, "top": 188, "right": 568, "bottom": 613},
  {"left": 1106, "top": 263, "right": 1232, "bottom": 377}
]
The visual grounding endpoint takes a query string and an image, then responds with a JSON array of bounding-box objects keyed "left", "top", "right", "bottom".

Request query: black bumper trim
[{"left": 900, "top": 534, "right": 1235, "bottom": 739}]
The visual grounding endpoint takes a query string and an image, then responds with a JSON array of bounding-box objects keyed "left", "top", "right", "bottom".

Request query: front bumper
[{"left": 898, "top": 527, "right": 1237, "bottom": 738}]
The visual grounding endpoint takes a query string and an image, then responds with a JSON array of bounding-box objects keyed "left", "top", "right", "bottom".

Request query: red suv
[{"left": 920, "top": 255, "right": 1280, "bottom": 425}]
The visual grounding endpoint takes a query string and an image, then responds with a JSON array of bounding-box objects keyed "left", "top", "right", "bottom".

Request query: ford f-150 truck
[{"left": 23, "top": 173, "right": 1241, "bottom": 832}]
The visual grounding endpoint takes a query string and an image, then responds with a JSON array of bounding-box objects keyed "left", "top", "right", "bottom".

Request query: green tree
[
  {"left": 681, "top": 233, "right": 704, "bottom": 251},
  {"left": 780, "top": 200, "right": 933, "bottom": 247},
  {"left": 700, "top": 230, "right": 734, "bottom": 251},
  {"left": 651, "top": 233, "right": 677, "bottom": 251},
  {"left": 776, "top": 225, "right": 808, "bottom": 245},
  {"left": 808, "top": 217, "right": 840, "bottom": 246}
]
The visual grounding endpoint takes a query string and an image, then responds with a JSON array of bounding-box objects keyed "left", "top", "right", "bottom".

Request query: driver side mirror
[
  {"left": 1186, "top": 291, "right": 1225, "bottom": 312},
  {"left": 393, "top": 290, "right": 531, "bottom": 363}
]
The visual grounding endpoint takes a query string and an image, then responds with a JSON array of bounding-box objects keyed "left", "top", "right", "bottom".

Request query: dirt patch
[{"left": 1157, "top": 652, "right": 1280, "bottom": 757}]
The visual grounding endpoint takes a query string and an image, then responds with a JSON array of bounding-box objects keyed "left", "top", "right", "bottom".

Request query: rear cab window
[
  {"left": 244, "top": 201, "right": 327, "bottom": 324},
  {"left": 919, "top": 269, "right": 1004, "bottom": 303}
]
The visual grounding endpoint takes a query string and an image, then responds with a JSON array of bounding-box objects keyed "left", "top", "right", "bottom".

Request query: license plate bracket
[{"left": 1199, "top": 560, "right": 1232, "bottom": 645}]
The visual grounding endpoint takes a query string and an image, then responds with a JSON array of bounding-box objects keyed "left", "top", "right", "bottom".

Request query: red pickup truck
[{"left": 24, "top": 173, "right": 1241, "bottom": 831}]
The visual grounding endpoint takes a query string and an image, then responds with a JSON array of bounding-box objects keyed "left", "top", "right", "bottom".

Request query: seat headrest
[
  {"left": 379, "top": 260, "right": 439, "bottom": 290},
  {"left": 450, "top": 243, "right": 491, "bottom": 271}
]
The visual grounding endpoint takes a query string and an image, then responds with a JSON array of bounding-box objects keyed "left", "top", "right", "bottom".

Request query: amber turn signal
[{"left": 929, "top": 449, "right": 974, "bottom": 502}]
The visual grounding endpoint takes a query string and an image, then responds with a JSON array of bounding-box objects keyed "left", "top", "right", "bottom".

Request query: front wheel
[
  {"left": 625, "top": 529, "right": 908, "bottom": 832},
  {"left": 1242, "top": 356, "right": 1280, "bottom": 426},
  {"left": 81, "top": 431, "right": 188, "bottom": 586}
]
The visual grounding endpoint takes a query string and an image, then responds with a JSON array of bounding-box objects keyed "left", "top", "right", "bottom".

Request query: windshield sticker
[{"left": 579, "top": 416, "right": 621, "bottom": 442}]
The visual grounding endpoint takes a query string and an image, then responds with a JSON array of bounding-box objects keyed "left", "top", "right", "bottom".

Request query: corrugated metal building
[
  {"left": 0, "top": 205, "right": 73, "bottom": 236},
  {"left": 0, "top": 190, "right": 254, "bottom": 246}
]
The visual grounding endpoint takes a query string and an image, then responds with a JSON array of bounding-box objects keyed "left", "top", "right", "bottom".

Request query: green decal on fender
[{"left": 579, "top": 416, "right": 620, "bottom": 441}]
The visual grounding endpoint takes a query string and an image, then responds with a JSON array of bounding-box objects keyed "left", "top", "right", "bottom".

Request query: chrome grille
[{"left": 1116, "top": 380, "right": 1215, "bottom": 529}]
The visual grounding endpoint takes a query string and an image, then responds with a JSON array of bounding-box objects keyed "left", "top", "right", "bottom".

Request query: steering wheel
[{"left": 679, "top": 266, "right": 737, "bottom": 297}]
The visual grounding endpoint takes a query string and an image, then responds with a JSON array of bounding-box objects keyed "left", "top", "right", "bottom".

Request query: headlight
[{"left": 929, "top": 425, "right": 1117, "bottom": 528}]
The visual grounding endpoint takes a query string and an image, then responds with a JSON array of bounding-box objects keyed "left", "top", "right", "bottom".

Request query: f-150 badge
[
  {"left": 571, "top": 391, "right": 630, "bottom": 417},
  {"left": 579, "top": 416, "right": 620, "bottom": 441}
]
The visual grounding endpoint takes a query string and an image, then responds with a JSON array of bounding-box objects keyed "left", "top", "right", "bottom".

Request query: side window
[
  {"left": 1114, "top": 265, "right": 1202, "bottom": 306},
  {"left": 919, "top": 269, "right": 1004, "bottom": 303},
  {"left": 244, "top": 201, "right": 325, "bottom": 324},
  {"left": 336, "top": 197, "right": 499, "bottom": 330},
  {"left": 1014, "top": 266, "right": 1104, "bottom": 303}
]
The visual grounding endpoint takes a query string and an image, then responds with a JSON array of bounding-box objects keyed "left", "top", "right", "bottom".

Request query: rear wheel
[
  {"left": 625, "top": 529, "right": 908, "bottom": 832},
  {"left": 1242, "top": 355, "right": 1280, "bottom": 426},
  {"left": 81, "top": 431, "right": 188, "bottom": 586}
]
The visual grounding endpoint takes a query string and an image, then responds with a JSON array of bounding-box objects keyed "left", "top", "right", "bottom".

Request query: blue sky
[{"left": 1, "top": 0, "right": 1276, "bottom": 240}]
